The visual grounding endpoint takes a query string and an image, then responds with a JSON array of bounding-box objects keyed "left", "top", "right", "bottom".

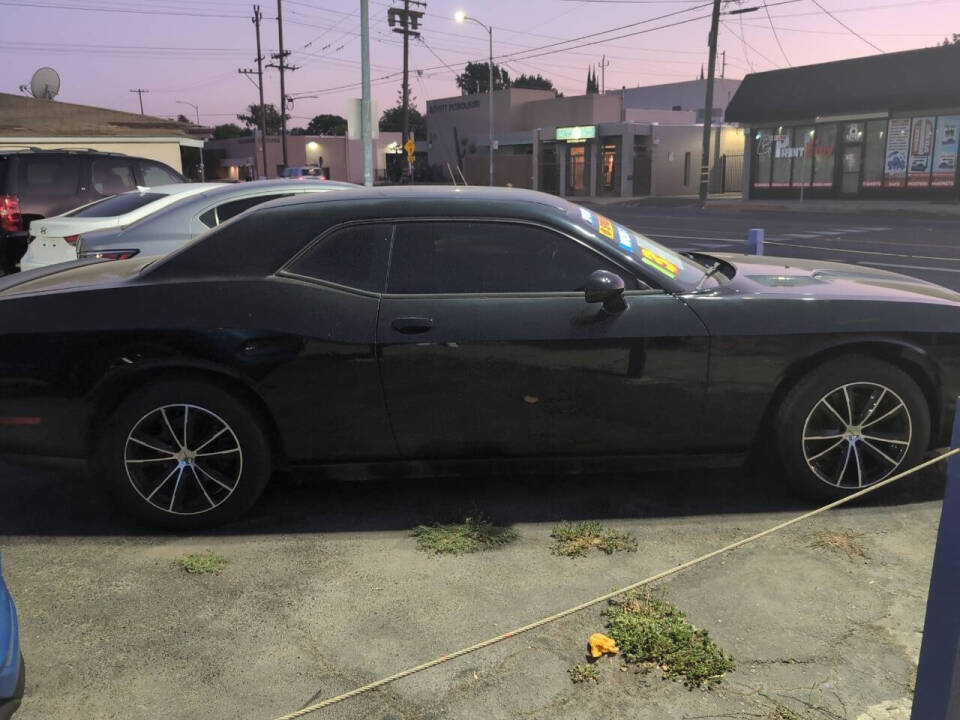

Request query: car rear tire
[
  {"left": 99, "top": 380, "right": 271, "bottom": 529},
  {"left": 776, "top": 356, "right": 930, "bottom": 500}
]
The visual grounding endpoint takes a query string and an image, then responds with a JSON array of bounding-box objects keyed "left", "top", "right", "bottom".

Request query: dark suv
[{"left": 0, "top": 149, "right": 185, "bottom": 273}]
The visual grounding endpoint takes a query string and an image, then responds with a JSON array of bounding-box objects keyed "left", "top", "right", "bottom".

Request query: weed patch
[
  {"left": 603, "top": 588, "right": 734, "bottom": 688},
  {"left": 179, "top": 551, "right": 228, "bottom": 575},
  {"left": 808, "top": 530, "right": 867, "bottom": 559},
  {"left": 413, "top": 516, "right": 517, "bottom": 555},
  {"left": 568, "top": 663, "right": 600, "bottom": 684},
  {"left": 550, "top": 521, "right": 637, "bottom": 558}
]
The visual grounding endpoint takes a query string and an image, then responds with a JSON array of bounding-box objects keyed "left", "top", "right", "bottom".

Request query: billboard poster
[
  {"left": 884, "top": 118, "right": 910, "bottom": 188},
  {"left": 907, "top": 116, "right": 935, "bottom": 187},
  {"left": 931, "top": 115, "right": 960, "bottom": 187}
]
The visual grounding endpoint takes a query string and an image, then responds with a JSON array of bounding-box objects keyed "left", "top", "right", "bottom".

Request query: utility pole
[
  {"left": 129, "top": 88, "right": 148, "bottom": 115},
  {"left": 239, "top": 5, "right": 269, "bottom": 178},
  {"left": 713, "top": 49, "right": 725, "bottom": 175},
  {"left": 361, "top": 0, "right": 373, "bottom": 186},
  {"left": 388, "top": 1, "right": 426, "bottom": 179},
  {"left": 267, "top": 0, "right": 298, "bottom": 170},
  {"left": 698, "top": 0, "right": 721, "bottom": 204},
  {"left": 599, "top": 55, "right": 610, "bottom": 94}
]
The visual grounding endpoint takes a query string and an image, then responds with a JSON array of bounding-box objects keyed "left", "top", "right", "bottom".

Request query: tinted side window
[
  {"left": 216, "top": 194, "right": 294, "bottom": 223},
  {"left": 68, "top": 192, "right": 165, "bottom": 217},
  {"left": 141, "top": 162, "right": 182, "bottom": 186},
  {"left": 386, "top": 221, "right": 638, "bottom": 294},
  {"left": 91, "top": 158, "right": 136, "bottom": 195},
  {"left": 20, "top": 157, "right": 81, "bottom": 196},
  {"left": 286, "top": 223, "right": 392, "bottom": 292}
]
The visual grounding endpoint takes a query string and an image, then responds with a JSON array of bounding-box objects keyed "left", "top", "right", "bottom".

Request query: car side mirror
[{"left": 584, "top": 269, "right": 627, "bottom": 314}]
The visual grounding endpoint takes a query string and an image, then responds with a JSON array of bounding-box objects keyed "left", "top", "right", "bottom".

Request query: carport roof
[
  {"left": 0, "top": 92, "right": 198, "bottom": 138},
  {"left": 725, "top": 43, "right": 960, "bottom": 125}
]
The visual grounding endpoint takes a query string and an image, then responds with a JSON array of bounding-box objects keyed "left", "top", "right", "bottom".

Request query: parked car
[
  {"left": 20, "top": 184, "right": 217, "bottom": 271},
  {"left": 281, "top": 166, "right": 326, "bottom": 179},
  {"left": 0, "top": 186, "right": 958, "bottom": 529},
  {"left": 77, "top": 179, "right": 355, "bottom": 262},
  {"left": 0, "top": 149, "right": 185, "bottom": 273},
  {"left": 0, "top": 552, "right": 23, "bottom": 720}
]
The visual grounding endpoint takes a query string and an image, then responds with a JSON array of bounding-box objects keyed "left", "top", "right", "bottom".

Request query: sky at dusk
[{"left": 1, "top": 0, "right": 957, "bottom": 129}]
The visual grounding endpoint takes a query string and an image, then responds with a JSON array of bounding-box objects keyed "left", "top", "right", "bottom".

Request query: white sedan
[{"left": 21, "top": 184, "right": 218, "bottom": 271}]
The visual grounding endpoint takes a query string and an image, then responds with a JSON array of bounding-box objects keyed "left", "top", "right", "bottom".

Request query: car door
[{"left": 377, "top": 219, "right": 710, "bottom": 459}]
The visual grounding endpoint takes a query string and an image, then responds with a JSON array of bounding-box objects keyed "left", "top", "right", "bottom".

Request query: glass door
[
  {"left": 566, "top": 143, "right": 590, "bottom": 196},
  {"left": 841, "top": 122, "right": 864, "bottom": 195}
]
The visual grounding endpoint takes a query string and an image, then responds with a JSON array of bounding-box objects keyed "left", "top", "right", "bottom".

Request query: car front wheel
[
  {"left": 99, "top": 380, "right": 272, "bottom": 529},
  {"left": 776, "top": 356, "right": 930, "bottom": 500}
]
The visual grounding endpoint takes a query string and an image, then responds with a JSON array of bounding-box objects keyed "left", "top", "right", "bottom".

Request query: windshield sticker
[
  {"left": 641, "top": 247, "right": 679, "bottom": 278},
  {"left": 617, "top": 228, "right": 633, "bottom": 251},
  {"left": 579, "top": 207, "right": 596, "bottom": 226},
  {"left": 597, "top": 215, "right": 615, "bottom": 240}
]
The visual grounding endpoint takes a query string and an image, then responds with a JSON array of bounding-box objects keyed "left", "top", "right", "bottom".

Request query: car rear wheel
[
  {"left": 776, "top": 356, "right": 930, "bottom": 500},
  {"left": 99, "top": 380, "right": 271, "bottom": 529}
]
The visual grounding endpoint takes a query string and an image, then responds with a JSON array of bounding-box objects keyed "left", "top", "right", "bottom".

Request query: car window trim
[
  {"left": 276, "top": 218, "right": 396, "bottom": 296},
  {"left": 383, "top": 216, "right": 654, "bottom": 296},
  {"left": 193, "top": 191, "right": 308, "bottom": 229}
]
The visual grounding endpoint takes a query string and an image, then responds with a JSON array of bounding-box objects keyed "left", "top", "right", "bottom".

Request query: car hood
[{"left": 713, "top": 252, "right": 960, "bottom": 305}]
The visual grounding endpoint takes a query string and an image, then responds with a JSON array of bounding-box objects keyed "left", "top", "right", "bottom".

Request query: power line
[
  {"left": 0, "top": 0, "right": 248, "bottom": 18},
  {"left": 722, "top": 19, "right": 778, "bottom": 67},
  {"left": 808, "top": 0, "right": 883, "bottom": 52},
  {"left": 763, "top": 0, "right": 790, "bottom": 65}
]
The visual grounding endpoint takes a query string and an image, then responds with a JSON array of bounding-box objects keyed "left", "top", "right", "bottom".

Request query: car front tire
[
  {"left": 776, "top": 356, "right": 930, "bottom": 500},
  {"left": 99, "top": 380, "right": 272, "bottom": 529}
]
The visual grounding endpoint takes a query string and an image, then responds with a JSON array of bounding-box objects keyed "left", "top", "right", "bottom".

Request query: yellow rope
[{"left": 271, "top": 448, "right": 959, "bottom": 720}]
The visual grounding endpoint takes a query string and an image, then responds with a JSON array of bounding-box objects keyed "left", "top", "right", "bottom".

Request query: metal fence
[{"left": 710, "top": 153, "right": 743, "bottom": 194}]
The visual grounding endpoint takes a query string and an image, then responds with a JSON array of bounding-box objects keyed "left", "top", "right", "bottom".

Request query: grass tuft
[
  {"left": 550, "top": 521, "right": 637, "bottom": 558},
  {"left": 179, "top": 551, "right": 229, "bottom": 575},
  {"left": 808, "top": 530, "right": 868, "bottom": 559},
  {"left": 603, "top": 588, "right": 734, "bottom": 688},
  {"left": 568, "top": 662, "right": 601, "bottom": 684},
  {"left": 413, "top": 516, "right": 517, "bottom": 555}
]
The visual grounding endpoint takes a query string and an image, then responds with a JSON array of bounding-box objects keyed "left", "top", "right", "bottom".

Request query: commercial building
[
  {"left": 725, "top": 44, "right": 960, "bottom": 200},
  {"left": 204, "top": 132, "right": 402, "bottom": 182},
  {"left": 425, "top": 80, "right": 743, "bottom": 198},
  {"left": 0, "top": 92, "right": 202, "bottom": 172}
]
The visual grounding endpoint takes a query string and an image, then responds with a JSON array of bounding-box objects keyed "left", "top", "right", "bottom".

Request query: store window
[
  {"left": 771, "top": 127, "right": 793, "bottom": 188},
  {"left": 754, "top": 129, "right": 773, "bottom": 188},
  {"left": 907, "top": 116, "right": 935, "bottom": 187},
  {"left": 861, "top": 120, "right": 886, "bottom": 188},
  {"left": 811, "top": 124, "right": 837, "bottom": 188},
  {"left": 791, "top": 126, "right": 815, "bottom": 187},
  {"left": 599, "top": 137, "right": 621, "bottom": 195},
  {"left": 931, "top": 115, "right": 960, "bottom": 188}
]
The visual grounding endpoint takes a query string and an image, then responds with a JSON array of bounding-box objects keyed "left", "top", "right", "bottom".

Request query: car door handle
[{"left": 391, "top": 317, "right": 434, "bottom": 334}]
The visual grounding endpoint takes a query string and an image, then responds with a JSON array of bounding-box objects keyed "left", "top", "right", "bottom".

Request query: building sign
[
  {"left": 774, "top": 134, "right": 805, "bottom": 159},
  {"left": 908, "top": 116, "right": 936, "bottom": 186},
  {"left": 556, "top": 125, "right": 596, "bottom": 141},
  {"left": 426, "top": 99, "right": 481, "bottom": 114},
  {"left": 931, "top": 115, "right": 960, "bottom": 187},
  {"left": 884, "top": 118, "right": 910, "bottom": 188}
]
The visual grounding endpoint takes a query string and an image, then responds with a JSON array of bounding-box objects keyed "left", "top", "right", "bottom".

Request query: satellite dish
[{"left": 29, "top": 67, "right": 60, "bottom": 100}]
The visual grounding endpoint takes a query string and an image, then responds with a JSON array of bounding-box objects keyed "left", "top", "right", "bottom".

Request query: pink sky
[{"left": 1, "top": 0, "right": 956, "bottom": 129}]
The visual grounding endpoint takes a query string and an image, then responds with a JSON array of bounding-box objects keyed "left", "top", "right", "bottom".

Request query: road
[{"left": 592, "top": 203, "right": 960, "bottom": 291}]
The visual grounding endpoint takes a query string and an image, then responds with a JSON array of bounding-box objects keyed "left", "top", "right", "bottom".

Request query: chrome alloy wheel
[
  {"left": 801, "top": 382, "right": 912, "bottom": 489},
  {"left": 123, "top": 404, "right": 243, "bottom": 516}
]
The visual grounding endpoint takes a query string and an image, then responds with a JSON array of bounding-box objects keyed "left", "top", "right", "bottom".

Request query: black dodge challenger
[{"left": 1, "top": 186, "right": 958, "bottom": 528}]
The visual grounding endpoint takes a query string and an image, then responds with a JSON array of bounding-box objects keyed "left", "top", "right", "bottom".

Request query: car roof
[
  {"left": 261, "top": 184, "right": 570, "bottom": 211},
  {"left": 0, "top": 148, "right": 134, "bottom": 158}
]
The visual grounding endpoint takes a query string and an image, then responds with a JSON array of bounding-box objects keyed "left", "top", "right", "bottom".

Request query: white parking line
[{"left": 858, "top": 261, "right": 960, "bottom": 274}]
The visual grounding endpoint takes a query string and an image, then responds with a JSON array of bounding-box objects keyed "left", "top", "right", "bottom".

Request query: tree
[
  {"left": 586, "top": 66, "right": 599, "bottom": 94},
  {"left": 512, "top": 73, "right": 556, "bottom": 91},
  {"left": 303, "top": 113, "right": 348, "bottom": 135},
  {"left": 236, "top": 103, "right": 288, "bottom": 135},
  {"left": 212, "top": 123, "right": 249, "bottom": 140},
  {"left": 176, "top": 113, "right": 191, "bottom": 124},
  {"left": 380, "top": 105, "right": 426, "bottom": 139},
  {"left": 455, "top": 61, "right": 510, "bottom": 95},
  {"left": 941, "top": 33, "right": 960, "bottom": 45}
]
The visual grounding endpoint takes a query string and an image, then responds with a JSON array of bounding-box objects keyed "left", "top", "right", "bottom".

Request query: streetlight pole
[
  {"left": 176, "top": 100, "right": 205, "bottom": 181},
  {"left": 456, "top": 11, "right": 494, "bottom": 186}
]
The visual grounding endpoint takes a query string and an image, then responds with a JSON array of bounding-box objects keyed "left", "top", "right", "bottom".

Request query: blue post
[
  {"left": 912, "top": 397, "right": 960, "bottom": 719},
  {"left": 747, "top": 228, "right": 764, "bottom": 255}
]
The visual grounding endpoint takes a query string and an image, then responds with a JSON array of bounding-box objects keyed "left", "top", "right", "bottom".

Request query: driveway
[{"left": 0, "top": 456, "right": 945, "bottom": 719}]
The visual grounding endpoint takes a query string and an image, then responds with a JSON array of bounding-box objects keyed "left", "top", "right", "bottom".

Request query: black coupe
[{"left": 1, "top": 187, "right": 958, "bottom": 528}]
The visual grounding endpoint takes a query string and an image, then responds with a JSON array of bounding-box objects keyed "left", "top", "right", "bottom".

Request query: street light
[
  {"left": 455, "top": 10, "right": 494, "bottom": 186},
  {"left": 176, "top": 100, "right": 205, "bottom": 181}
]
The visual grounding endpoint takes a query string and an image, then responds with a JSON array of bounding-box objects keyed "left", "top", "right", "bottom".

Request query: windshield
[
  {"left": 66, "top": 192, "right": 166, "bottom": 218},
  {"left": 566, "top": 202, "right": 708, "bottom": 287}
]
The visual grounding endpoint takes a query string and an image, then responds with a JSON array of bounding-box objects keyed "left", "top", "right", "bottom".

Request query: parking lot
[{"left": 2, "top": 201, "right": 958, "bottom": 719}]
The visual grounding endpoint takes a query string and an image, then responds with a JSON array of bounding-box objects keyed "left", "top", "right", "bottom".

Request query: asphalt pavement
[{"left": 590, "top": 202, "right": 960, "bottom": 291}]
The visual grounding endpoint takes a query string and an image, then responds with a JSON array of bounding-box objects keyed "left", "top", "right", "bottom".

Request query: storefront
[{"left": 726, "top": 44, "right": 960, "bottom": 200}]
